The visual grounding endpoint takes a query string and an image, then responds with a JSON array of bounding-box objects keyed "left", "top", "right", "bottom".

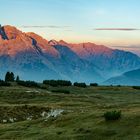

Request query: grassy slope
[{"left": 0, "top": 85, "right": 139, "bottom": 140}]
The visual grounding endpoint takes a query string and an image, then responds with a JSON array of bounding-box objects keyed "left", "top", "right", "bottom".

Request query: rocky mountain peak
[
  {"left": 27, "top": 32, "right": 48, "bottom": 43},
  {"left": 48, "top": 39, "right": 58, "bottom": 46},
  {"left": 0, "top": 25, "right": 22, "bottom": 40},
  {"left": 58, "top": 40, "right": 68, "bottom": 46}
]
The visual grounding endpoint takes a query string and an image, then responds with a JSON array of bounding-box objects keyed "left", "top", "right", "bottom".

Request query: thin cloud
[
  {"left": 113, "top": 46, "right": 140, "bottom": 49},
  {"left": 94, "top": 28, "right": 140, "bottom": 31},
  {"left": 21, "top": 25, "right": 71, "bottom": 29},
  {"left": 64, "top": 29, "right": 73, "bottom": 32}
]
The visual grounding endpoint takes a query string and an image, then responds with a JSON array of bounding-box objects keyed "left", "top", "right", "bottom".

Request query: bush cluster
[
  {"left": 43, "top": 80, "right": 72, "bottom": 87},
  {"left": 132, "top": 86, "right": 140, "bottom": 90},
  {"left": 90, "top": 83, "right": 98, "bottom": 87},
  {"left": 73, "top": 82, "right": 87, "bottom": 88},
  {"left": 103, "top": 110, "right": 121, "bottom": 121},
  {"left": 17, "top": 80, "right": 40, "bottom": 88},
  {"left": 51, "top": 89, "right": 70, "bottom": 94},
  {"left": 0, "top": 80, "right": 11, "bottom": 86}
]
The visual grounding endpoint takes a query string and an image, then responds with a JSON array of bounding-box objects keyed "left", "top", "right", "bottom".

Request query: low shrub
[
  {"left": 17, "top": 80, "right": 40, "bottom": 88},
  {"left": 132, "top": 86, "right": 140, "bottom": 90},
  {"left": 73, "top": 82, "right": 87, "bottom": 88},
  {"left": 75, "top": 128, "right": 91, "bottom": 133},
  {"left": 43, "top": 80, "right": 72, "bottom": 87},
  {"left": 39, "top": 86, "right": 47, "bottom": 89},
  {"left": 0, "top": 80, "right": 11, "bottom": 86},
  {"left": 57, "top": 131, "right": 63, "bottom": 135},
  {"left": 103, "top": 110, "right": 121, "bottom": 121},
  {"left": 90, "top": 83, "right": 98, "bottom": 87},
  {"left": 51, "top": 89, "right": 70, "bottom": 94}
]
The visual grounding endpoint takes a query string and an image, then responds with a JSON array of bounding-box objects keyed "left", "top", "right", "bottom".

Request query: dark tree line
[
  {"left": 43, "top": 80, "right": 72, "bottom": 87},
  {"left": 17, "top": 80, "right": 40, "bottom": 88},
  {"left": 43, "top": 80, "right": 99, "bottom": 88},
  {"left": 2, "top": 72, "right": 99, "bottom": 88},
  {"left": 73, "top": 82, "right": 87, "bottom": 88},
  {"left": 90, "top": 83, "right": 98, "bottom": 87},
  {"left": 0, "top": 80, "right": 11, "bottom": 86}
]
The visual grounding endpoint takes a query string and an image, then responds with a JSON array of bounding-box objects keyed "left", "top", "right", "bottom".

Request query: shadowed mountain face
[
  {"left": 103, "top": 69, "right": 140, "bottom": 86},
  {"left": 0, "top": 25, "right": 140, "bottom": 83}
]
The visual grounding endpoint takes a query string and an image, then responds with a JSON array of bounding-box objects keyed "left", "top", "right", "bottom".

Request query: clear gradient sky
[{"left": 0, "top": 0, "right": 140, "bottom": 54}]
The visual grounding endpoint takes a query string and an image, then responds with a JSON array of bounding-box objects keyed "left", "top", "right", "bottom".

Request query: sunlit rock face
[
  {"left": 0, "top": 25, "right": 102, "bottom": 82},
  {"left": 0, "top": 25, "right": 140, "bottom": 83},
  {"left": 0, "top": 25, "right": 60, "bottom": 81},
  {"left": 58, "top": 41, "right": 140, "bottom": 79}
]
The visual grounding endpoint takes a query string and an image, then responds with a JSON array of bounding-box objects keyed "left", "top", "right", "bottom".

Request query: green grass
[{"left": 0, "top": 84, "right": 139, "bottom": 139}]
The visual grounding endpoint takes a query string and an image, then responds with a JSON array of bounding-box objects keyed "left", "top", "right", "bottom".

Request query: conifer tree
[
  {"left": 5, "top": 72, "right": 15, "bottom": 82},
  {"left": 16, "top": 75, "right": 20, "bottom": 82},
  {"left": 5, "top": 72, "right": 10, "bottom": 82},
  {"left": 10, "top": 72, "right": 15, "bottom": 82}
]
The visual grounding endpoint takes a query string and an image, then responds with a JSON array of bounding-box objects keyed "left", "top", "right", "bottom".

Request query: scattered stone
[
  {"left": 25, "top": 90, "right": 40, "bottom": 93},
  {"left": 26, "top": 116, "right": 32, "bottom": 121},
  {"left": 2, "top": 120, "right": 7, "bottom": 123},
  {"left": 41, "top": 111, "right": 47, "bottom": 117},
  {"left": 9, "top": 118, "right": 14, "bottom": 123},
  {"left": 45, "top": 109, "right": 64, "bottom": 121}
]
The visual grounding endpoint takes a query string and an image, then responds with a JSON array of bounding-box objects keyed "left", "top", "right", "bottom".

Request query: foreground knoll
[{"left": 0, "top": 85, "right": 139, "bottom": 140}]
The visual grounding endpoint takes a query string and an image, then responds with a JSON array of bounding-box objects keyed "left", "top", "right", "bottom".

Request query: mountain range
[
  {"left": 104, "top": 69, "right": 140, "bottom": 86},
  {"left": 0, "top": 25, "right": 140, "bottom": 84}
]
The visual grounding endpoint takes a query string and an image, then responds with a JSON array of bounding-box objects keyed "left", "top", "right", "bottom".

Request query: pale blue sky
[{"left": 0, "top": 0, "right": 140, "bottom": 52}]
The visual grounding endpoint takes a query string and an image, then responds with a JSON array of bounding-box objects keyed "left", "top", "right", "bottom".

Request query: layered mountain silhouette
[
  {"left": 104, "top": 69, "right": 140, "bottom": 86},
  {"left": 0, "top": 25, "right": 140, "bottom": 84}
]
